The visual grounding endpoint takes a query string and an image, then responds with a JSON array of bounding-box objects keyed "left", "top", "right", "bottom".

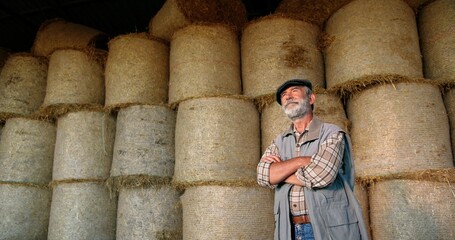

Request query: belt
[{"left": 292, "top": 214, "right": 310, "bottom": 224}]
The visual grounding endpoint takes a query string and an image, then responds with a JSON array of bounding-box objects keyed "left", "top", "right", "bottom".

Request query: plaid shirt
[{"left": 257, "top": 129, "right": 345, "bottom": 216}]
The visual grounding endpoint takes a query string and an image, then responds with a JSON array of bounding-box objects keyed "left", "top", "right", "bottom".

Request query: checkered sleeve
[
  {"left": 257, "top": 142, "right": 280, "bottom": 189},
  {"left": 296, "top": 132, "right": 345, "bottom": 188}
]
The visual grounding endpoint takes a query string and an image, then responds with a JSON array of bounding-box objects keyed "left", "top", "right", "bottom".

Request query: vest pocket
[{"left": 325, "top": 206, "right": 361, "bottom": 240}]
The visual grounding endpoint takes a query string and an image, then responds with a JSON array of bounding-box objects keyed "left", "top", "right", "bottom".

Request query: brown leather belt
[{"left": 292, "top": 214, "right": 310, "bottom": 224}]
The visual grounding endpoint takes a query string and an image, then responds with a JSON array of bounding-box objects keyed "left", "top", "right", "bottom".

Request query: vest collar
[{"left": 282, "top": 117, "right": 323, "bottom": 142}]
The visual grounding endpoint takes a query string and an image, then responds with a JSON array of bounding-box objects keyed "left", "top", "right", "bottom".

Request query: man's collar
[{"left": 282, "top": 117, "right": 323, "bottom": 141}]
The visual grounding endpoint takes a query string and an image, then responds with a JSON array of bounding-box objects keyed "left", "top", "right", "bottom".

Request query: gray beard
[{"left": 283, "top": 98, "right": 311, "bottom": 121}]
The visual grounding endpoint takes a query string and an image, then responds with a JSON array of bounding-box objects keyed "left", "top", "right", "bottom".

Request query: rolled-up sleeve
[
  {"left": 257, "top": 142, "right": 280, "bottom": 189},
  {"left": 296, "top": 132, "right": 345, "bottom": 188}
]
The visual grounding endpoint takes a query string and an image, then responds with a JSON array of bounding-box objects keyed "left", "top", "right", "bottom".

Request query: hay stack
[
  {"left": 52, "top": 111, "right": 115, "bottom": 181},
  {"left": 419, "top": 0, "right": 455, "bottom": 81},
  {"left": 0, "top": 118, "right": 55, "bottom": 184},
  {"left": 324, "top": 0, "right": 423, "bottom": 89},
  {"left": 0, "top": 183, "right": 52, "bottom": 240},
  {"left": 174, "top": 97, "right": 259, "bottom": 187},
  {"left": 110, "top": 105, "right": 175, "bottom": 180},
  {"left": 169, "top": 23, "right": 241, "bottom": 105},
  {"left": 149, "top": 0, "right": 247, "bottom": 41},
  {"left": 260, "top": 88, "right": 349, "bottom": 152},
  {"left": 369, "top": 179, "right": 455, "bottom": 239},
  {"left": 47, "top": 182, "right": 117, "bottom": 240},
  {"left": 241, "top": 15, "right": 324, "bottom": 98},
  {"left": 347, "top": 81, "right": 453, "bottom": 177},
  {"left": 40, "top": 48, "right": 105, "bottom": 118},
  {"left": 32, "top": 18, "right": 107, "bottom": 57},
  {"left": 0, "top": 47, "right": 11, "bottom": 70},
  {"left": 116, "top": 185, "right": 182, "bottom": 239},
  {"left": 105, "top": 33, "right": 169, "bottom": 109},
  {"left": 0, "top": 53, "right": 48, "bottom": 119},
  {"left": 181, "top": 186, "right": 274, "bottom": 239},
  {"left": 444, "top": 86, "right": 455, "bottom": 162}
]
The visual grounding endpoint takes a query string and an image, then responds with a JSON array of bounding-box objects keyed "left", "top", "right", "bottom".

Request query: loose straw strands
[
  {"left": 241, "top": 14, "right": 324, "bottom": 98},
  {"left": 32, "top": 18, "right": 107, "bottom": 57},
  {"left": 105, "top": 33, "right": 169, "bottom": 109},
  {"left": 169, "top": 23, "right": 241, "bottom": 105},
  {"left": 0, "top": 53, "right": 48, "bottom": 120},
  {"left": 324, "top": 0, "right": 423, "bottom": 89},
  {"left": 419, "top": 0, "right": 455, "bottom": 81}
]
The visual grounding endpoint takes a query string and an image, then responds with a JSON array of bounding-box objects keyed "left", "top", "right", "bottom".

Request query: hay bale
[
  {"left": 174, "top": 97, "right": 259, "bottom": 187},
  {"left": 369, "top": 179, "right": 455, "bottom": 239},
  {"left": 110, "top": 105, "right": 176, "bottom": 179},
  {"left": 444, "top": 87, "right": 455, "bottom": 163},
  {"left": 0, "top": 183, "right": 51, "bottom": 240},
  {"left": 260, "top": 88, "right": 349, "bottom": 152},
  {"left": 149, "top": 0, "right": 220, "bottom": 41},
  {"left": 324, "top": 0, "right": 423, "bottom": 89},
  {"left": 0, "top": 53, "right": 48, "bottom": 119},
  {"left": 169, "top": 23, "right": 241, "bottom": 105},
  {"left": 116, "top": 185, "right": 182, "bottom": 239},
  {"left": 241, "top": 14, "right": 324, "bottom": 98},
  {"left": 32, "top": 18, "right": 107, "bottom": 57},
  {"left": 419, "top": 0, "right": 455, "bottom": 81},
  {"left": 0, "top": 47, "right": 11, "bottom": 70},
  {"left": 347, "top": 81, "right": 453, "bottom": 177},
  {"left": 40, "top": 48, "right": 105, "bottom": 117},
  {"left": 181, "top": 186, "right": 274, "bottom": 239},
  {"left": 354, "top": 181, "right": 372, "bottom": 240},
  {"left": 105, "top": 33, "right": 169, "bottom": 109},
  {"left": 47, "top": 182, "right": 117, "bottom": 240},
  {"left": 0, "top": 118, "right": 55, "bottom": 184},
  {"left": 217, "top": 0, "right": 248, "bottom": 32},
  {"left": 52, "top": 111, "right": 115, "bottom": 181}
]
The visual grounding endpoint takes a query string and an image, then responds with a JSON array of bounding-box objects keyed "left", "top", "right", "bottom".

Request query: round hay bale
[
  {"left": 444, "top": 87, "right": 455, "bottom": 163},
  {"left": 41, "top": 48, "right": 105, "bottom": 115},
  {"left": 110, "top": 105, "right": 176, "bottom": 179},
  {"left": 347, "top": 81, "right": 453, "bottom": 177},
  {"left": 0, "top": 183, "right": 52, "bottom": 240},
  {"left": 217, "top": 0, "right": 248, "bottom": 32},
  {"left": 149, "top": 0, "right": 220, "bottom": 41},
  {"left": 354, "top": 181, "right": 372, "bottom": 240},
  {"left": 324, "top": 0, "right": 423, "bottom": 89},
  {"left": 32, "top": 18, "right": 107, "bottom": 57},
  {"left": 47, "top": 182, "right": 117, "bottom": 240},
  {"left": 116, "top": 185, "right": 182, "bottom": 239},
  {"left": 419, "top": 0, "right": 455, "bottom": 81},
  {"left": 181, "top": 186, "right": 274, "bottom": 239},
  {"left": 369, "top": 179, "right": 455, "bottom": 240},
  {"left": 241, "top": 15, "right": 324, "bottom": 98},
  {"left": 169, "top": 23, "right": 241, "bottom": 105},
  {"left": 0, "top": 118, "right": 56, "bottom": 184},
  {"left": 0, "top": 53, "right": 48, "bottom": 119},
  {"left": 52, "top": 111, "right": 115, "bottom": 181},
  {"left": 174, "top": 97, "right": 259, "bottom": 187},
  {"left": 260, "top": 88, "right": 349, "bottom": 152},
  {"left": 105, "top": 33, "right": 169, "bottom": 109}
]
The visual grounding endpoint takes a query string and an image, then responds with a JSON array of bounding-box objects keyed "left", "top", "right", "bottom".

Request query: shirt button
[{"left": 293, "top": 204, "right": 297, "bottom": 207}]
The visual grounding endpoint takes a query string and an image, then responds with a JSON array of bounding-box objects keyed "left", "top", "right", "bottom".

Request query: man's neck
[{"left": 293, "top": 113, "right": 313, "bottom": 133}]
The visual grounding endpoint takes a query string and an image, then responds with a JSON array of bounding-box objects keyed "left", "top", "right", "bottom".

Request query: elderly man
[{"left": 257, "top": 79, "right": 369, "bottom": 240}]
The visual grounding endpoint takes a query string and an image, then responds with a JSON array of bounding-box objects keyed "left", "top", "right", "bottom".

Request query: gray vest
[{"left": 273, "top": 118, "right": 369, "bottom": 240}]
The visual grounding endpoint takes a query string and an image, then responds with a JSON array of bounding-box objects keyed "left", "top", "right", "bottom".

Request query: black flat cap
[{"left": 276, "top": 79, "right": 313, "bottom": 105}]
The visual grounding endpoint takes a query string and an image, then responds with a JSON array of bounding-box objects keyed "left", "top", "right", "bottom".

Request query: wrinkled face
[{"left": 280, "top": 86, "right": 312, "bottom": 120}]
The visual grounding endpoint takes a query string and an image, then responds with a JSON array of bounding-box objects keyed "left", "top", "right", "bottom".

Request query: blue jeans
[{"left": 294, "top": 223, "right": 314, "bottom": 240}]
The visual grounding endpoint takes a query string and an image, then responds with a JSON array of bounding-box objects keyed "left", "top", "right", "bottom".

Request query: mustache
[{"left": 284, "top": 100, "right": 298, "bottom": 107}]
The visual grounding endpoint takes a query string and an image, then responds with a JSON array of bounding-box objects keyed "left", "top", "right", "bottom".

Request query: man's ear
[{"left": 309, "top": 93, "right": 316, "bottom": 105}]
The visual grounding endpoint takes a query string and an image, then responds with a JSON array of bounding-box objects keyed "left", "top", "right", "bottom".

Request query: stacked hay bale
[
  {"left": 0, "top": 118, "right": 56, "bottom": 239},
  {"left": 48, "top": 111, "right": 117, "bottom": 240},
  {"left": 0, "top": 53, "right": 48, "bottom": 120},
  {"left": 105, "top": 30, "right": 182, "bottom": 239},
  {"left": 104, "top": 33, "right": 169, "bottom": 110},
  {"left": 149, "top": 0, "right": 247, "bottom": 41},
  {"left": 323, "top": 0, "right": 455, "bottom": 238},
  {"left": 169, "top": 20, "right": 275, "bottom": 238},
  {"left": 32, "top": 18, "right": 107, "bottom": 57}
]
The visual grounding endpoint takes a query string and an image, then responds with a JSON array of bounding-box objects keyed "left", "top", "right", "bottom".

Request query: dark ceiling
[{"left": 0, "top": 0, "right": 282, "bottom": 53}]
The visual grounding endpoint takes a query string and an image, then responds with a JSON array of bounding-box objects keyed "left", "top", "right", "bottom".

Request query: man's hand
[{"left": 261, "top": 155, "right": 282, "bottom": 163}]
